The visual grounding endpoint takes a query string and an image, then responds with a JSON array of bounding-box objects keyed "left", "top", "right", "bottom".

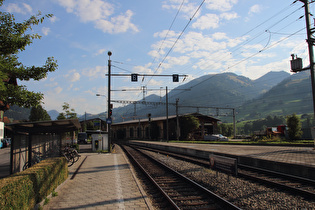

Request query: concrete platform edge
[
  {"left": 118, "top": 145, "right": 155, "bottom": 210},
  {"left": 130, "top": 141, "right": 315, "bottom": 181}
]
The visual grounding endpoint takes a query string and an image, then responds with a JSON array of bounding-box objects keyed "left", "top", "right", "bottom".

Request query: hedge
[{"left": 0, "top": 157, "right": 68, "bottom": 209}]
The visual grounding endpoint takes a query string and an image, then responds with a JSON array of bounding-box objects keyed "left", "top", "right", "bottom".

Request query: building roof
[
  {"left": 112, "top": 113, "right": 220, "bottom": 126},
  {"left": 6, "top": 119, "right": 81, "bottom": 134}
]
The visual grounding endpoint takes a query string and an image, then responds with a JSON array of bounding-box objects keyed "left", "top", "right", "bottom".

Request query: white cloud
[
  {"left": 95, "top": 10, "right": 139, "bottom": 34},
  {"left": 55, "top": 86, "right": 63, "bottom": 94},
  {"left": 49, "top": 16, "right": 58, "bottom": 23},
  {"left": 192, "top": 14, "right": 220, "bottom": 30},
  {"left": 154, "top": 30, "right": 179, "bottom": 39},
  {"left": 22, "top": 3, "right": 32, "bottom": 13},
  {"left": 45, "top": 81, "right": 58, "bottom": 87},
  {"left": 56, "top": 0, "right": 138, "bottom": 34},
  {"left": 162, "top": 1, "right": 200, "bottom": 19},
  {"left": 95, "top": 48, "right": 106, "bottom": 56},
  {"left": 205, "top": 0, "right": 238, "bottom": 12},
  {"left": 65, "top": 69, "right": 81, "bottom": 82},
  {"left": 82, "top": 66, "right": 105, "bottom": 79},
  {"left": 167, "top": 56, "right": 190, "bottom": 66},
  {"left": 248, "top": 4, "right": 262, "bottom": 15},
  {"left": 4, "top": 3, "right": 32, "bottom": 14},
  {"left": 212, "top": 32, "right": 228, "bottom": 40},
  {"left": 220, "top": 12, "right": 239, "bottom": 20},
  {"left": 133, "top": 63, "right": 154, "bottom": 74},
  {"left": 174, "top": 31, "right": 225, "bottom": 53},
  {"left": 42, "top": 27, "right": 51, "bottom": 36}
]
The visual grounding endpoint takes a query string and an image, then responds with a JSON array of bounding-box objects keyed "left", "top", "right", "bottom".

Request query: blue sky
[{"left": 2, "top": 0, "right": 310, "bottom": 115}]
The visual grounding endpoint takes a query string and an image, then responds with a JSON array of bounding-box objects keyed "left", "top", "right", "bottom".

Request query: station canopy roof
[
  {"left": 113, "top": 113, "right": 220, "bottom": 126},
  {"left": 6, "top": 119, "right": 81, "bottom": 134}
]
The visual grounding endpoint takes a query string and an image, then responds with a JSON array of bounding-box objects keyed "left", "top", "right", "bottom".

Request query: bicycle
[
  {"left": 62, "top": 145, "right": 80, "bottom": 167},
  {"left": 23, "top": 150, "right": 43, "bottom": 170}
]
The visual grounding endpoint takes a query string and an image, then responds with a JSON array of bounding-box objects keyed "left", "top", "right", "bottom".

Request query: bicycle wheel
[
  {"left": 72, "top": 150, "right": 80, "bottom": 162},
  {"left": 67, "top": 156, "right": 74, "bottom": 167},
  {"left": 23, "top": 160, "right": 36, "bottom": 170},
  {"left": 23, "top": 162, "right": 30, "bottom": 170},
  {"left": 63, "top": 152, "right": 75, "bottom": 167}
]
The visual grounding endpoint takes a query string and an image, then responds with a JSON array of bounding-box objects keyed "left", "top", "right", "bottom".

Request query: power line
[
  {"left": 146, "top": 0, "right": 206, "bottom": 86},
  {"left": 149, "top": 0, "right": 186, "bottom": 68},
  {"left": 169, "top": 1, "right": 303, "bottom": 79}
]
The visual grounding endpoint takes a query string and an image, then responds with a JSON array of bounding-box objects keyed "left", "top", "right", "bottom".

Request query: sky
[{"left": 2, "top": 0, "right": 311, "bottom": 116}]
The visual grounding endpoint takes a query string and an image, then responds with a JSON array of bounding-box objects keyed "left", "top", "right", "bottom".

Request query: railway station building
[{"left": 111, "top": 113, "right": 220, "bottom": 141}]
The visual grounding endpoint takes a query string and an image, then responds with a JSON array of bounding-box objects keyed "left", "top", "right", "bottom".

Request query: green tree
[
  {"left": 86, "top": 121, "right": 95, "bottom": 130},
  {"left": 218, "top": 123, "right": 233, "bottom": 137},
  {"left": 57, "top": 102, "right": 77, "bottom": 120},
  {"left": 29, "top": 105, "right": 51, "bottom": 121},
  {"left": 286, "top": 113, "right": 303, "bottom": 140},
  {"left": 0, "top": 0, "right": 57, "bottom": 109},
  {"left": 179, "top": 115, "right": 199, "bottom": 140},
  {"left": 57, "top": 113, "right": 66, "bottom": 120}
]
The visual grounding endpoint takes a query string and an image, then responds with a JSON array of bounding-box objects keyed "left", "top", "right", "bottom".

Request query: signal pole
[
  {"left": 166, "top": 86, "right": 169, "bottom": 142},
  {"left": 176, "top": 98, "right": 180, "bottom": 140},
  {"left": 107, "top": 51, "right": 112, "bottom": 152},
  {"left": 302, "top": 0, "right": 315, "bottom": 119}
]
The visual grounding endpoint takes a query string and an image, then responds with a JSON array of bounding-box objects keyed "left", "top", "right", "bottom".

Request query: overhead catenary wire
[
  {"left": 149, "top": 0, "right": 186, "bottom": 68},
  {"left": 169, "top": 26, "right": 306, "bottom": 100},
  {"left": 109, "top": 1, "right": 306, "bottom": 105},
  {"left": 179, "top": 3, "right": 304, "bottom": 78},
  {"left": 145, "top": 0, "right": 206, "bottom": 86}
]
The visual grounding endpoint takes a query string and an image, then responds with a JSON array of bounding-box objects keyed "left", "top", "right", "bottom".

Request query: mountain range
[
  {"left": 5, "top": 70, "right": 314, "bottom": 123},
  {"left": 80, "top": 70, "right": 312, "bottom": 123}
]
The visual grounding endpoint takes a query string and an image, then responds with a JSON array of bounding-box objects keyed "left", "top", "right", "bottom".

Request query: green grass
[
  {"left": 52, "top": 191, "right": 58, "bottom": 197},
  {"left": 44, "top": 198, "right": 50, "bottom": 205}
]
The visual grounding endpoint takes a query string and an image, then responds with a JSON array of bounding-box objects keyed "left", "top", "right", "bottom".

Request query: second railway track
[
  {"left": 130, "top": 143, "right": 315, "bottom": 201},
  {"left": 121, "top": 144, "right": 241, "bottom": 210}
]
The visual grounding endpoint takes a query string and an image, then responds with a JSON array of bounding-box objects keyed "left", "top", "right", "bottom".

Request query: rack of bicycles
[{"left": 23, "top": 144, "right": 81, "bottom": 170}]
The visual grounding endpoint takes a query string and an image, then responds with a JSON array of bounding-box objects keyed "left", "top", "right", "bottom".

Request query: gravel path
[{"left": 145, "top": 150, "right": 315, "bottom": 209}]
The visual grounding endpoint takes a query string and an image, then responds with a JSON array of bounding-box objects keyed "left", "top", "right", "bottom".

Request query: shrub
[{"left": 0, "top": 157, "right": 68, "bottom": 209}]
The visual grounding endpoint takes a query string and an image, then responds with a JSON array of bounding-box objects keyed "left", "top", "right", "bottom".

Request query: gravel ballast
[{"left": 145, "top": 150, "right": 315, "bottom": 209}]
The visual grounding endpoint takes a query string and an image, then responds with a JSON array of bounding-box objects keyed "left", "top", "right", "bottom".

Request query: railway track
[
  {"left": 130, "top": 143, "right": 315, "bottom": 200},
  {"left": 121, "top": 144, "right": 241, "bottom": 210}
]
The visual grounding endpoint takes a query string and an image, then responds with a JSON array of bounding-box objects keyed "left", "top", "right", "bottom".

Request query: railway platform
[
  {"left": 42, "top": 145, "right": 152, "bottom": 210},
  {"left": 130, "top": 140, "right": 315, "bottom": 180}
]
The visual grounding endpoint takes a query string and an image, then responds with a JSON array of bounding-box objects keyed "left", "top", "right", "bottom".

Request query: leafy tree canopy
[
  {"left": 286, "top": 113, "right": 303, "bottom": 140},
  {"left": 0, "top": 0, "right": 57, "bottom": 109},
  {"left": 29, "top": 105, "right": 51, "bottom": 122},
  {"left": 57, "top": 102, "right": 77, "bottom": 120},
  {"left": 179, "top": 115, "right": 199, "bottom": 140}
]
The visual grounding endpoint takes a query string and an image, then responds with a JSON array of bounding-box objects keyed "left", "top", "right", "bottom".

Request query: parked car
[
  {"left": 78, "top": 132, "right": 88, "bottom": 144},
  {"left": 1, "top": 139, "right": 9, "bottom": 147},
  {"left": 4, "top": 138, "right": 11, "bottom": 145},
  {"left": 204, "top": 134, "right": 228, "bottom": 141}
]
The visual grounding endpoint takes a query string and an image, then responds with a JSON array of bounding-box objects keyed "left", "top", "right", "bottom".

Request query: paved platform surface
[
  {"left": 133, "top": 141, "right": 315, "bottom": 167},
  {"left": 42, "top": 145, "right": 152, "bottom": 210},
  {"left": 0, "top": 146, "right": 10, "bottom": 179}
]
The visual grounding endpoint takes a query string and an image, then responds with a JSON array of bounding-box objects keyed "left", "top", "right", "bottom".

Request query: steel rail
[
  {"left": 121, "top": 144, "right": 241, "bottom": 210},
  {"left": 132, "top": 143, "right": 315, "bottom": 200}
]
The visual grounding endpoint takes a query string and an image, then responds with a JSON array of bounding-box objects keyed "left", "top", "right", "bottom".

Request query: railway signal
[{"left": 107, "top": 73, "right": 188, "bottom": 82}]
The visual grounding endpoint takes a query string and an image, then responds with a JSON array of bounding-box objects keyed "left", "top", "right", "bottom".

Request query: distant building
[
  {"left": 79, "top": 118, "right": 106, "bottom": 132},
  {"left": 111, "top": 113, "right": 220, "bottom": 141}
]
